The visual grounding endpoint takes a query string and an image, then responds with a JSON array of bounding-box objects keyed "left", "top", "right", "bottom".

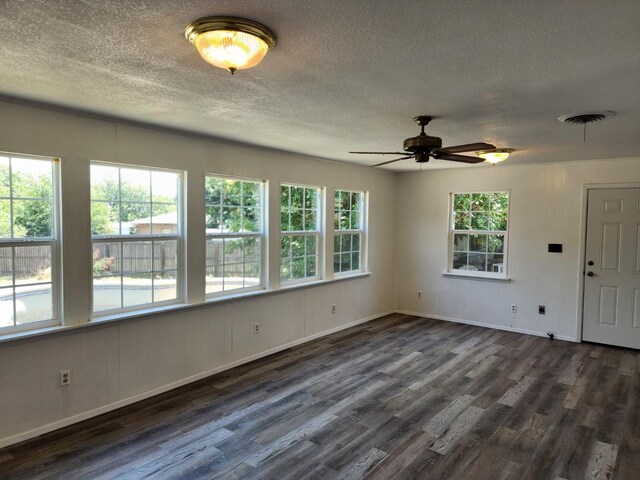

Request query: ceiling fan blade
[
  {"left": 440, "top": 142, "right": 496, "bottom": 153},
  {"left": 349, "top": 151, "right": 408, "bottom": 155},
  {"left": 435, "top": 153, "right": 485, "bottom": 164},
  {"left": 371, "top": 156, "right": 413, "bottom": 167}
]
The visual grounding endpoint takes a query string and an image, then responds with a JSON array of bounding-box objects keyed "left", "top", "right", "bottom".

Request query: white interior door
[{"left": 583, "top": 188, "right": 640, "bottom": 349}]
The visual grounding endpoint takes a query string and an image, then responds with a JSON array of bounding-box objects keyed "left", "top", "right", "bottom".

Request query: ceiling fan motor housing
[{"left": 403, "top": 134, "right": 442, "bottom": 154}]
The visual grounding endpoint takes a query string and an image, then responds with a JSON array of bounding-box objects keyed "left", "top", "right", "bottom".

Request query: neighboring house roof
[{"left": 130, "top": 212, "right": 178, "bottom": 226}]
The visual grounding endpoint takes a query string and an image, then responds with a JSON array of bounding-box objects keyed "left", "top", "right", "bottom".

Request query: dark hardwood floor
[{"left": 1, "top": 314, "right": 639, "bottom": 479}]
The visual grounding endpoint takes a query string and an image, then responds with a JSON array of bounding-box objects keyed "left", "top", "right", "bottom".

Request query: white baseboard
[
  {"left": 0, "top": 310, "right": 394, "bottom": 449},
  {"left": 395, "top": 310, "right": 578, "bottom": 343}
]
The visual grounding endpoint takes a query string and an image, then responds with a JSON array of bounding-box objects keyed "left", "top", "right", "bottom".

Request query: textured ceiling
[{"left": 0, "top": 0, "right": 639, "bottom": 171}]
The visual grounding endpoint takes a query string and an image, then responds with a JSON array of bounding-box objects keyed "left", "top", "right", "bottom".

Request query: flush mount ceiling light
[
  {"left": 476, "top": 148, "right": 514, "bottom": 165},
  {"left": 184, "top": 16, "right": 276, "bottom": 74}
]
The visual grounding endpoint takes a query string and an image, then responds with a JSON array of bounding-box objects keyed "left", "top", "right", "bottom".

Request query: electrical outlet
[
  {"left": 417, "top": 291, "right": 422, "bottom": 299},
  {"left": 331, "top": 304, "right": 336, "bottom": 314},
  {"left": 60, "top": 369, "right": 71, "bottom": 386},
  {"left": 511, "top": 304, "right": 517, "bottom": 313},
  {"left": 253, "top": 323, "right": 260, "bottom": 334},
  {"left": 538, "top": 305, "right": 546, "bottom": 315}
]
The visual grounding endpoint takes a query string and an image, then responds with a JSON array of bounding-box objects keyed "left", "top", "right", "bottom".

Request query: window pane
[
  {"left": 12, "top": 158, "right": 52, "bottom": 199},
  {"left": 121, "top": 203, "right": 150, "bottom": 234},
  {"left": 452, "top": 252, "right": 468, "bottom": 270},
  {"left": 123, "top": 273, "right": 153, "bottom": 307},
  {"left": 0, "top": 287, "right": 14, "bottom": 327},
  {"left": 454, "top": 212, "right": 470, "bottom": 230},
  {"left": 291, "top": 235, "right": 305, "bottom": 258},
  {"left": 333, "top": 254, "right": 341, "bottom": 273},
  {"left": 0, "top": 199, "right": 11, "bottom": 237},
  {"left": 152, "top": 171, "right": 178, "bottom": 204},
  {"left": 304, "top": 188, "right": 317, "bottom": 209},
  {"left": 281, "top": 207, "right": 290, "bottom": 231},
  {"left": 93, "top": 277, "right": 121, "bottom": 312},
  {"left": 0, "top": 247, "right": 12, "bottom": 287},
  {"left": 290, "top": 209, "right": 303, "bottom": 231},
  {"left": 341, "top": 234, "right": 351, "bottom": 252},
  {"left": 14, "top": 245, "right": 51, "bottom": 285},
  {"left": 339, "top": 209, "right": 350, "bottom": 230},
  {"left": 0, "top": 157, "right": 10, "bottom": 197},
  {"left": 281, "top": 235, "right": 291, "bottom": 259},
  {"left": 206, "top": 265, "right": 223, "bottom": 294},
  {"left": 151, "top": 204, "right": 177, "bottom": 235},
  {"left": 352, "top": 233, "right": 361, "bottom": 252},
  {"left": 244, "top": 262, "right": 260, "bottom": 287},
  {"left": 91, "top": 201, "right": 117, "bottom": 235},
  {"left": 153, "top": 240, "right": 177, "bottom": 272},
  {"left": 280, "top": 257, "right": 291, "bottom": 281},
  {"left": 122, "top": 241, "right": 152, "bottom": 273},
  {"left": 242, "top": 207, "right": 260, "bottom": 232},
  {"left": 290, "top": 187, "right": 304, "bottom": 209},
  {"left": 468, "top": 253, "right": 487, "bottom": 271},
  {"left": 93, "top": 242, "right": 121, "bottom": 276},
  {"left": 15, "top": 284, "right": 52, "bottom": 324},
  {"left": 206, "top": 206, "right": 222, "bottom": 231},
  {"left": 490, "top": 210, "right": 508, "bottom": 231},
  {"left": 280, "top": 185, "right": 290, "bottom": 207},
  {"left": 341, "top": 253, "right": 351, "bottom": 272},
  {"left": 304, "top": 209, "right": 317, "bottom": 231},
  {"left": 453, "top": 234, "right": 469, "bottom": 252},
  {"left": 292, "top": 258, "right": 305, "bottom": 279},
  {"left": 351, "top": 251, "right": 360, "bottom": 271},
  {"left": 224, "top": 238, "right": 244, "bottom": 267},
  {"left": 154, "top": 270, "right": 177, "bottom": 302},
  {"left": 243, "top": 182, "right": 260, "bottom": 207},
  {"left": 453, "top": 193, "right": 471, "bottom": 211},
  {"left": 487, "top": 235, "right": 504, "bottom": 254},
  {"left": 471, "top": 193, "right": 490, "bottom": 211},
  {"left": 244, "top": 238, "right": 260, "bottom": 263},
  {"left": 91, "top": 165, "right": 120, "bottom": 201},
  {"left": 471, "top": 212, "right": 489, "bottom": 230},
  {"left": 205, "top": 177, "right": 222, "bottom": 205},
  {"left": 305, "top": 235, "right": 317, "bottom": 256},
  {"left": 350, "top": 192, "right": 361, "bottom": 211},
  {"left": 469, "top": 234, "right": 487, "bottom": 252},
  {"left": 121, "top": 168, "right": 150, "bottom": 203},
  {"left": 12, "top": 199, "right": 53, "bottom": 238},
  {"left": 350, "top": 210, "right": 360, "bottom": 230},
  {"left": 334, "top": 235, "right": 341, "bottom": 254},
  {"left": 306, "top": 257, "right": 317, "bottom": 277},
  {"left": 488, "top": 254, "right": 504, "bottom": 273},
  {"left": 340, "top": 190, "right": 350, "bottom": 210}
]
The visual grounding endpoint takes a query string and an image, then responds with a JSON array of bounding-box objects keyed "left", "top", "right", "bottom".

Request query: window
[
  {"left": 334, "top": 189, "right": 365, "bottom": 274},
  {"left": 90, "top": 163, "right": 182, "bottom": 314},
  {"left": 449, "top": 192, "right": 509, "bottom": 276},
  {"left": 280, "top": 184, "right": 321, "bottom": 284},
  {"left": 205, "top": 176, "right": 263, "bottom": 295},
  {"left": 0, "top": 154, "right": 59, "bottom": 332}
]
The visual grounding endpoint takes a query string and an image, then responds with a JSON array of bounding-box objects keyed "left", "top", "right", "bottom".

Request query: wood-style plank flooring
[{"left": 1, "top": 314, "right": 639, "bottom": 479}]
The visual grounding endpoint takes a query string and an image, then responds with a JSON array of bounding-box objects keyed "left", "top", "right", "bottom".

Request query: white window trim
[
  {"left": 204, "top": 175, "right": 266, "bottom": 297},
  {"left": 333, "top": 189, "right": 367, "bottom": 277},
  {"left": 90, "top": 162, "right": 184, "bottom": 317},
  {"left": 447, "top": 190, "right": 510, "bottom": 280},
  {"left": 280, "top": 183, "right": 324, "bottom": 286},
  {"left": 0, "top": 154, "right": 61, "bottom": 334}
]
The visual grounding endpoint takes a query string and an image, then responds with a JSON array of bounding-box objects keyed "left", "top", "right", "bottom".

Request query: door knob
[
  {"left": 587, "top": 260, "right": 594, "bottom": 266},
  {"left": 587, "top": 271, "right": 594, "bottom": 277}
]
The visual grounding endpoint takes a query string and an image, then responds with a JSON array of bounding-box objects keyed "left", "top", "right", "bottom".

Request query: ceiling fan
[{"left": 350, "top": 115, "right": 496, "bottom": 167}]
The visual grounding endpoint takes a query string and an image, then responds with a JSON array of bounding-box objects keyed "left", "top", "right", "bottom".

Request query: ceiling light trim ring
[{"left": 184, "top": 16, "right": 277, "bottom": 50}]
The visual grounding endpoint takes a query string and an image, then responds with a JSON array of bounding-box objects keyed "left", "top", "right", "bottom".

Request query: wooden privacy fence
[
  {"left": 93, "top": 241, "right": 178, "bottom": 275},
  {"left": 0, "top": 245, "right": 51, "bottom": 278}
]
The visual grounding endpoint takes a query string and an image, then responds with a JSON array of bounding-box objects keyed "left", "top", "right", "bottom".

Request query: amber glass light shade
[
  {"left": 185, "top": 17, "right": 276, "bottom": 74},
  {"left": 477, "top": 148, "right": 513, "bottom": 164}
]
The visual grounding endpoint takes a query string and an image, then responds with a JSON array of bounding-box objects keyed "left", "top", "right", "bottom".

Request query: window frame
[
  {"left": 280, "top": 182, "right": 324, "bottom": 286},
  {"left": 204, "top": 174, "right": 266, "bottom": 297},
  {"left": 447, "top": 190, "right": 510, "bottom": 279},
  {"left": 0, "top": 153, "right": 60, "bottom": 334},
  {"left": 333, "top": 189, "right": 367, "bottom": 277},
  {"left": 90, "top": 161, "right": 184, "bottom": 317}
]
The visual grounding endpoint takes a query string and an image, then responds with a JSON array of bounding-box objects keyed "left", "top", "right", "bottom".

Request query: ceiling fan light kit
[
  {"left": 185, "top": 16, "right": 276, "bottom": 74},
  {"left": 476, "top": 148, "right": 514, "bottom": 165},
  {"left": 350, "top": 115, "right": 502, "bottom": 168}
]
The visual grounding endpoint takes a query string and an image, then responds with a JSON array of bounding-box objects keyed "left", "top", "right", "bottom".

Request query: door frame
[{"left": 578, "top": 183, "right": 640, "bottom": 343}]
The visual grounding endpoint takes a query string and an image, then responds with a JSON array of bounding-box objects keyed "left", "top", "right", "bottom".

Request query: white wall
[
  {"left": 396, "top": 157, "right": 640, "bottom": 341},
  {"left": 0, "top": 101, "right": 397, "bottom": 447}
]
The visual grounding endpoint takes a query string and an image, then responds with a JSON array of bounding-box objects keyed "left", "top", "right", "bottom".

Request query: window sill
[
  {"left": 442, "top": 272, "right": 511, "bottom": 283},
  {"left": 0, "top": 272, "right": 372, "bottom": 345}
]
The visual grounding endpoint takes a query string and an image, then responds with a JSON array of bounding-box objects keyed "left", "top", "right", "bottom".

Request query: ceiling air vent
[{"left": 557, "top": 111, "right": 615, "bottom": 141}]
